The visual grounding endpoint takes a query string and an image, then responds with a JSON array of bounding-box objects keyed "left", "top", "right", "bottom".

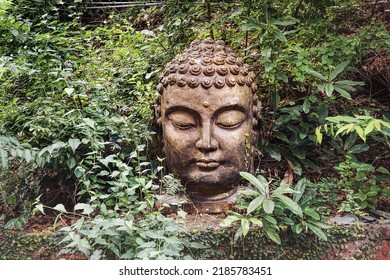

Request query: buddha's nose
[{"left": 195, "top": 123, "right": 218, "bottom": 152}]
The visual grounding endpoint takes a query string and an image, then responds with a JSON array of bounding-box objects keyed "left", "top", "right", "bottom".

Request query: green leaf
[
  {"left": 241, "top": 18, "right": 261, "bottom": 31},
  {"left": 303, "top": 98, "right": 310, "bottom": 114},
  {"left": 273, "top": 29, "right": 287, "bottom": 42},
  {"left": 293, "top": 178, "right": 306, "bottom": 202},
  {"left": 315, "top": 127, "right": 323, "bottom": 144},
  {"left": 241, "top": 219, "right": 250, "bottom": 237},
  {"left": 240, "top": 172, "right": 267, "bottom": 195},
  {"left": 247, "top": 196, "right": 265, "bottom": 214},
  {"left": 364, "top": 120, "right": 376, "bottom": 135},
  {"left": 265, "top": 145, "right": 281, "bottom": 161},
  {"left": 249, "top": 217, "right": 263, "bottom": 227},
  {"left": 68, "top": 138, "right": 81, "bottom": 153},
  {"left": 220, "top": 215, "right": 241, "bottom": 227},
  {"left": 348, "top": 144, "right": 370, "bottom": 154},
  {"left": 74, "top": 203, "right": 94, "bottom": 215},
  {"left": 377, "top": 167, "right": 389, "bottom": 174},
  {"left": 264, "top": 227, "right": 281, "bottom": 244},
  {"left": 304, "top": 208, "right": 320, "bottom": 220},
  {"left": 64, "top": 87, "right": 74, "bottom": 95},
  {"left": 264, "top": 215, "right": 277, "bottom": 225},
  {"left": 261, "top": 49, "right": 272, "bottom": 58},
  {"left": 334, "top": 80, "right": 365, "bottom": 86},
  {"left": 263, "top": 199, "right": 275, "bottom": 214},
  {"left": 83, "top": 118, "right": 95, "bottom": 129},
  {"left": 0, "top": 149, "right": 8, "bottom": 169},
  {"left": 329, "top": 60, "right": 350, "bottom": 81},
  {"left": 273, "top": 19, "right": 297, "bottom": 26},
  {"left": 306, "top": 222, "right": 328, "bottom": 241},
  {"left": 334, "top": 86, "right": 352, "bottom": 99},
  {"left": 53, "top": 204, "right": 67, "bottom": 213},
  {"left": 344, "top": 133, "right": 357, "bottom": 151},
  {"left": 294, "top": 223, "right": 304, "bottom": 234},
  {"left": 354, "top": 126, "right": 366, "bottom": 142},
  {"left": 67, "top": 157, "right": 76, "bottom": 169},
  {"left": 325, "top": 83, "right": 334, "bottom": 96},
  {"left": 35, "top": 204, "right": 45, "bottom": 214},
  {"left": 303, "top": 67, "right": 327, "bottom": 81},
  {"left": 274, "top": 194, "right": 303, "bottom": 217},
  {"left": 319, "top": 104, "right": 328, "bottom": 124}
]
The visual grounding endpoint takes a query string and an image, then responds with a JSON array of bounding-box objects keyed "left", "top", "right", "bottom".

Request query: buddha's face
[{"left": 161, "top": 84, "right": 253, "bottom": 200}]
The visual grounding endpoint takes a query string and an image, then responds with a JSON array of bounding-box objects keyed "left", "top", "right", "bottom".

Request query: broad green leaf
[
  {"left": 67, "top": 157, "right": 76, "bottom": 169},
  {"left": 348, "top": 144, "right": 369, "bottom": 154},
  {"left": 334, "top": 80, "right": 365, "bottom": 86},
  {"left": 64, "top": 87, "right": 74, "bottom": 95},
  {"left": 74, "top": 203, "right": 94, "bottom": 215},
  {"left": 294, "top": 223, "right": 304, "bottom": 234},
  {"left": 325, "top": 83, "right": 334, "bottom": 96},
  {"left": 263, "top": 215, "right": 277, "bottom": 225},
  {"left": 239, "top": 189, "right": 260, "bottom": 197},
  {"left": 273, "top": 19, "right": 298, "bottom": 26},
  {"left": 190, "top": 242, "right": 209, "bottom": 249},
  {"left": 0, "top": 149, "right": 8, "bottom": 169},
  {"left": 364, "top": 120, "right": 376, "bottom": 135},
  {"left": 68, "top": 138, "right": 81, "bottom": 153},
  {"left": 261, "top": 48, "right": 272, "bottom": 58},
  {"left": 377, "top": 167, "right": 389, "bottom": 174},
  {"left": 35, "top": 204, "right": 45, "bottom": 214},
  {"left": 53, "top": 204, "right": 67, "bottom": 213},
  {"left": 303, "top": 208, "right": 320, "bottom": 220},
  {"left": 293, "top": 178, "right": 306, "bottom": 202},
  {"left": 303, "top": 98, "right": 310, "bottom": 114},
  {"left": 303, "top": 67, "right": 327, "bottom": 81},
  {"left": 326, "top": 115, "right": 359, "bottom": 123},
  {"left": 263, "top": 199, "right": 275, "bottom": 214},
  {"left": 334, "top": 86, "right": 351, "bottom": 99},
  {"left": 329, "top": 60, "right": 350, "bottom": 81},
  {"left": 234, "top": 227, "right": 243, "bottom": 242},
  {"left": 241, "top": 219, "right": 250, "bottom": 237},
  {"left": 220, "top": 215, "right": 241, "bottom": 227},
  {"left": 247, "top": 196, "right": 265, "bottom": 214},
  {"left": 344, "top": 133, "right": 357, "bottom": 151},
  {"left": 374, "top": 120, "right": 382, "bottom": 131},
  {"left": 306, "top": 223, "right": 328, "bottom": 241},
  {"left": 319, "top": 104, "right": 328, "bottom": 124},
  {"left": 240, "top": 172, "right": 267, "bottom": 195},
  {"left": 264, "top": 227, "right": 281, "bottom": 244},
  {"left": 354, "top": 126, "right": 366, "bottom": 142},
  {"left": 265, "top": 145, "right": 281, "bottom": 161},
  {"left": 249, "top": 217, "right": 263, "bottom": 227},
  {"left": 83, "top": 118, "right": 95, "bottom": 129},
  {"left": 315, "top": 127, "right": 323, "bottom": 144},
  {"left": 273, "top": 29, "right": 287, "bottom": 42},
  {"left": 335, "top": 123, "right": 355, "bottom": 137},
  {"left": 274, "top": 194, "right": 303, "bottom": 217},
  {"left": 241, "top": 18, "right": 261, "bottom": 31}
]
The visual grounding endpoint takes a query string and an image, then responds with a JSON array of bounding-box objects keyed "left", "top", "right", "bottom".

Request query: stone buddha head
[{"left": 155, "top": 38, "right": 259, "bottom": 203}]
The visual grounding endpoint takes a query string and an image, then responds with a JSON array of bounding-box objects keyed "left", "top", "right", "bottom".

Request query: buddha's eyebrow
[
  {"left": 165, "top": 106, "right": 200, "bottom": 118},
  {"left": 213, "top": 104, "right": 247, "bottom": 116}
]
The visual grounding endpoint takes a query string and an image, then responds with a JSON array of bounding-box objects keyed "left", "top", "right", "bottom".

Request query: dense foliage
[{"left": 0, "top": 0, "right": 389, "bottom": 259}]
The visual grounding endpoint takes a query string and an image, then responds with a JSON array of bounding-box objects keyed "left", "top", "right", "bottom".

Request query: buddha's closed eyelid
[
  {"left": 167, "top": 111, "right": 197, "bottom": 130},
  {"left": 215, "top": 110, "right": 246, "bottom": 129}
]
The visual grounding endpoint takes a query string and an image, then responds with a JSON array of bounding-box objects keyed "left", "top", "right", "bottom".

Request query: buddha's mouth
[{"left": 195, "top": 159, "right": 220, "bottom": 169}]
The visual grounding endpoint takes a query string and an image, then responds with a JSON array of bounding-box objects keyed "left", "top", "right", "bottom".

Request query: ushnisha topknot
[
  {"left": 156, "top": 38, "right": 258, "bottom": 94},
  {"left": 155, "top": 38, "right": 260, "bottom": 127}
]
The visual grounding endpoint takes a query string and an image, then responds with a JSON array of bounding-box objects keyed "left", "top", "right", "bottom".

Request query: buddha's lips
[{"left": 195, "top": 160, "right": 220, "bottom": 168}]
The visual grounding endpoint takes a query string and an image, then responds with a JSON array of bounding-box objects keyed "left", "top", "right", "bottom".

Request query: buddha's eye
[
  {"left": 215, "top": 110, "right": 246, "bottom": 129},
  {"left": 168, "top": 111, "right": 197, "bottom": 130}
]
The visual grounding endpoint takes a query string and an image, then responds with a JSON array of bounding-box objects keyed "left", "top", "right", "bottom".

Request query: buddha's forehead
[{"left": 162, "top": 85, "right": 252, "bottom": 112}]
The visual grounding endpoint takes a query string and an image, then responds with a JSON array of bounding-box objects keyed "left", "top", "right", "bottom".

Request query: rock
[{"left": 330, "top": 214, "right": 357, "bottom": 225}]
